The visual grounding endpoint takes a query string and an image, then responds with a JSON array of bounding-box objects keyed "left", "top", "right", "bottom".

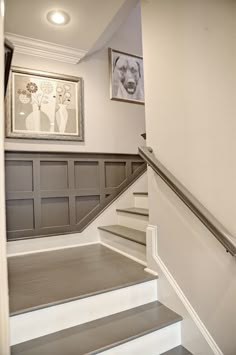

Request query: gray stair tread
[
  {"left": 116, "top": 207, "right": 149, "bottom": 216},
  {"left": 8, "top": 244, "right": 156, "bottom": 315},
  {"left": 11, "top": 301, "right": 182, "bottom": 355},
  {"left": 98, "top": 225, "right": 146, "bottom": 245},
  {"left": 133, "top": 192, "right": 148, "bottom": 196},
  {"left": 161, "top": 345, "right": 193, "bottom": 355}
]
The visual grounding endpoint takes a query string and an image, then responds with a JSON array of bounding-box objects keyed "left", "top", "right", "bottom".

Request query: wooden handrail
[{"left": 139, "top": 146, "right": 236, "bottom": 256}]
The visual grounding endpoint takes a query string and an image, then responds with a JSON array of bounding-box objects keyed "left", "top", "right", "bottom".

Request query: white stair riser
[
  {"left": 134, "top": 195, "right": 148, "bottom": 209},
  {"left": 100, "top": 322, "right": 181, "bottom": 355},
  {"left": 10, "top": 280, "right": 157, "bottom": 346},
  {"left": 100, "top": 231, "right": 146, "bottom": 263},
  {"left": 117, "top": 213, "right": 148, "bottom": 232}
]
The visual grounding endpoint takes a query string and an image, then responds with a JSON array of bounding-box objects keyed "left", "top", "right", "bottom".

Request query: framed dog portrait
[
  {"left": 6, "top": 67, "right": 84, "bottom": 141},
  {"left": 109, "top": 48, "right": 144, "bottom": 105}
]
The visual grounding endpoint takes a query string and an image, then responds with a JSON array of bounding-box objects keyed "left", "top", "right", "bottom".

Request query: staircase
[
  {"left": 9, "top": 190, "right": 192, "bottom": 354},
  {"left": 99, "top": 192, "right": 149, "bottom": 264}
]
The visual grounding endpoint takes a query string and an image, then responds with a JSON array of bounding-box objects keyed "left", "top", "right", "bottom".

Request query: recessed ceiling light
[{"left": 47, "top": 10, "right": 70, "bottom": 26}]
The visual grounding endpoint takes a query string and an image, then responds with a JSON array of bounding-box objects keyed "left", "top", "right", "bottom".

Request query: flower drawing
[
  {"left": 17, "top": 79, "right": 72, "bottom": 120},
  {"left": 40, "top": 81, "right": 53, "bottom": 95},
  {"left": 54, "top": 83, "right": 71, "bottom": 106},
  {"left": 26, "top": 82, "right": 38, "bottom": 93},
  {"left": 19, "top": 94, "right": 31, "bottom": 104},
  {"left": 17, "top": 80, "right": 55, "bottom": 111}
]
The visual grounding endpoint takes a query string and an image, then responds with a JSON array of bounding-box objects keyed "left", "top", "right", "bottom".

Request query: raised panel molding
[
  {"left": 5, "top": 151, "right": 146, "bottom": 241},
  {"left": 5, "top": 33, "right": 87, "bottom": 64}
]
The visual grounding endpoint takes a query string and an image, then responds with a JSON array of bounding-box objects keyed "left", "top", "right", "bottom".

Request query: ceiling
[{"left": 4, "top": 0, "right": 138, "bottom": 52}]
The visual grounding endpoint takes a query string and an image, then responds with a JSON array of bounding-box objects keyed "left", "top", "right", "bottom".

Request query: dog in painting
[{"left": 113, "top": 55, "right": 144, "bottom": 101}]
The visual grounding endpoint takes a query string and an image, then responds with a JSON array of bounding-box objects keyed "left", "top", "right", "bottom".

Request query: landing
[{"left": 8, "top": 244, "right": 156, "bottom": 315}]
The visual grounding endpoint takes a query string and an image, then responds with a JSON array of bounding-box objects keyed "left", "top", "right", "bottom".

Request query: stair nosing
[
  {"left": 9, "top": 245, "right": 156, "bottom": 316},
  {"left": 98, "top": 225, "right": 146, "bottom": 246},
  {"left": 116, "top": 207, "right": 149, "bottom": 217},
  {"left": 90, "top": 311, "right": 182, "bottom": 354},
  {"left": 11, "top": 301, "right": 182, "bottom": 355},
  {"left": 10, "top": 276, "right": 157, "bottom": 317}
]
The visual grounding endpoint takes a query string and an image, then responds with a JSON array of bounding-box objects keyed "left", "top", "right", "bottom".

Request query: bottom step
[
  {"left": 12, "top": 301, "right": 182, "bottom": 355},
  {"left": 161, "top": 345, "right": 193, "bottom": 354}
]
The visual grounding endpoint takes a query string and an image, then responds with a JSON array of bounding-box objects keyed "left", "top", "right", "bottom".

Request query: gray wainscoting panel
[
  {"left": 41, "top": 197, "right": 70, "bottom": 228},
  {"left": 75, "top": 195, "right": 100, "bottom": 224},
  {"left": 40, "top": 161, "right": 69, "bottom": 191},
  {"left": 6, "top": 199, "right": 34, "bottom": 232},
  {"left": 75, "top": 161, "right": 99, "bottom": 189},
  {"left": 5, "top": 152, "right": 146, "bottom": 241},
  {"left": 105, "top": 162, "right": 126, "bottom": 188},
  {"left": 5, "top": 160, "right": 33, "bottom": 192}
]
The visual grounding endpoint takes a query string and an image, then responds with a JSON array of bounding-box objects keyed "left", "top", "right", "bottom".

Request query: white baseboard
[
  {"left": 7, "top": 241, "right": 99, "bottom": 257},
  {"left": 147, "top": 225, "right": 223, "bottom": 355},
  {"left": 11, "top": 279, "right": 157, "bottom": 345}
]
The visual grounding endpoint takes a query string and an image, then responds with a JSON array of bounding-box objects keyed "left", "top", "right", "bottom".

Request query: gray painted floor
[
  {"left": 161, "top": 345, "right": 193, "bottom": 354},
  {"left": 11, "top": 301, "right": 182, "bottom": 355},
  {"left": 8, "top": 244, "right": 156, "bottom": 314},
  {"left": 98, "top": 224, "right": 146, "bottom": 245}
]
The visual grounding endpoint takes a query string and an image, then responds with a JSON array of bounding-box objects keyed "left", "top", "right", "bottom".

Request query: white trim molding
[
  {"left": 0, "top": 4, "right": 10, "bottom": 354},
  {"left": 146, "top": 225, "right": 224, "bottom": 355},
  {"left": 5, "top": 33, "right": 87, "bottom": 64}
]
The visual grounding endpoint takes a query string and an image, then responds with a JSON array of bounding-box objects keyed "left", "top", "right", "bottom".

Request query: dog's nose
[{"left": 128, "top": 79, "right": 135, "bottom": 85}]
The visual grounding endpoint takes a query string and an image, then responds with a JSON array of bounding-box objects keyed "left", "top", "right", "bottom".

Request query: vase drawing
[
  {"left": 25, "top": 106, "right": 41, "bottom": 132},
  {"left": 56, "top": 104, "right": 68, "bottom": 133}
]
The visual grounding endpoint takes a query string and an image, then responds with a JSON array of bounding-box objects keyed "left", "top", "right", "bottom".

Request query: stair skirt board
[
  {"left": 117, "top": 211, "right": 148, "bottom": 232},
  {"left": 99, "top": 323, "right": 181, "bottom": 355},
  {"left": 10, "top": 279, "right": 157, "bottom": 345},
  {"left": 134, "top": 194, "right": 149, "bottom": 209},
  {"left": 100, "top": 231, "right": 146, "bottom": 263}
]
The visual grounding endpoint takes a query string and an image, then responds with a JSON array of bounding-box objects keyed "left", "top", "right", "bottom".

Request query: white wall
[
  {"left": 5, "top": 4, "right": 145, "bottom": 154},
  {"left": 142, "top": 0, "right": 236, "bottom": 354}
]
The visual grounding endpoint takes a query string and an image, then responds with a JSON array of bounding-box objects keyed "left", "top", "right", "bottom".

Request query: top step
[
  {"left": 8, "top": 244, "right": 155, "bottom": 315},
  {"left": 161, "top": 345, "right": 193, "bottom": 354}
]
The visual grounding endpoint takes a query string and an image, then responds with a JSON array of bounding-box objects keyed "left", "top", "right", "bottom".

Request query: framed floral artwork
[{"left": 5, "top": 67, "right": 84, "bottom": 141}]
